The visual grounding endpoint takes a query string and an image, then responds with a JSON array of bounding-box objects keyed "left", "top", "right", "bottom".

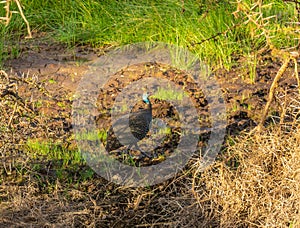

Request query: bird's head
[{"left": 142, "top": 92, "right": 150, "bottom": 104}]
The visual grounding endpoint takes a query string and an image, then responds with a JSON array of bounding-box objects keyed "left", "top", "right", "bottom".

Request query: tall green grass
[{"left": 0, "top": 0, "right": 298, "bottom": 69}]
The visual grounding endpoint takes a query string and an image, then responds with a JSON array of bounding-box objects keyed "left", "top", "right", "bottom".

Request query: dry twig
[
  {"left": 253, "top": 51, "right": 299, "bottom": 132},
  {"left": 0, "top": 0, "right": 32, "bottom": 38}
]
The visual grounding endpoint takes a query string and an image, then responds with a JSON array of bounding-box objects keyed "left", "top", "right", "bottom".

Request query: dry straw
[{"left": 192, "top": 122, "right": 300, "bottom": 227}]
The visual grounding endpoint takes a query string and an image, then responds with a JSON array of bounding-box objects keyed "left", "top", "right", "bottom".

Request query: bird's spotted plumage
[{"left": 106, "top": 93, "right": 152, "bottom": 158}]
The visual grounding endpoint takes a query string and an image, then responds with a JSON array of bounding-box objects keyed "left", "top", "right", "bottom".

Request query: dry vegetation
[{"left": 194, "top": 123, "right": 300, "bottom": 227}]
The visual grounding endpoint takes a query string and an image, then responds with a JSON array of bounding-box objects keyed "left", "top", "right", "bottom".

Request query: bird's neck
[{"left": 148, "top": 102, "right": 152, "bottom": 111}]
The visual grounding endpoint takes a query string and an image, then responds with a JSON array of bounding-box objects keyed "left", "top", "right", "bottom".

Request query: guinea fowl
[{"left": 106, "top": 93, "right": 152, "bottom": 158}]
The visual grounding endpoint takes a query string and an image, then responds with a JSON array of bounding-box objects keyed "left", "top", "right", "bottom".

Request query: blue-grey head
[{"left": 142, "top": 92, "right": 150, "bottom": 104}]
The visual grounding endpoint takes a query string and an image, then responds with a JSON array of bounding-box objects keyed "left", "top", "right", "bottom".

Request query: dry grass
[
  {"left": 2, "top": 124, "right": 300, "bottom": 227},
  {"left": 192, "top": 124, "right": 300, "bottom": 227}
]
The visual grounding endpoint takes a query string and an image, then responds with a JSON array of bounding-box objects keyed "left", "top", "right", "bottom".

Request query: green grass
[
  {"left": 157, "top": 126, "right": 172, "bottom": 136},
  {"left": 26, "top": 139, "right": 96, "bottom": 183},
  {"left": 153, "top": 86, "right": 187, "bottom": 101},
  {"left": 74, "top": 129, "right": 107, "bottom": 141},
  {"left": 26, "top": 139, "right": 83, "bottom": 166},
  {"left": 0, "top": 0, "right": 298, "bottom": 70}
]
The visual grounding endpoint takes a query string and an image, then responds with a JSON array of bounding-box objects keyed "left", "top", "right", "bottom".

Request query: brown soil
[{"left": 5, "top": 41, "right": 297, "bottom": 134}]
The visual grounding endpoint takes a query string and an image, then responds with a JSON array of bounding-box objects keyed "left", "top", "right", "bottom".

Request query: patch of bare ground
[{"left": 1, "top": 40, "right": 300, "bottom": 227}]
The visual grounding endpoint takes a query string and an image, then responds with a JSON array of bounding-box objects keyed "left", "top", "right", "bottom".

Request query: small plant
[
  {"left": 75, "top": 129, "right": 107, "bottom": 141},
  {"left": 153, "top": 86, "right": 187, "bottom": 101},
  {"left": 246, "top": 52, "right": 257, "bottom": 84},
  {"left": 48, "top": 78, "right": 56, "bottom": 84},
  {"left": 247, "top": 103, "right": 253, "bottom": 111},
  {"left": 231, "top": 101, "right": 239, "bottom": 112}
]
